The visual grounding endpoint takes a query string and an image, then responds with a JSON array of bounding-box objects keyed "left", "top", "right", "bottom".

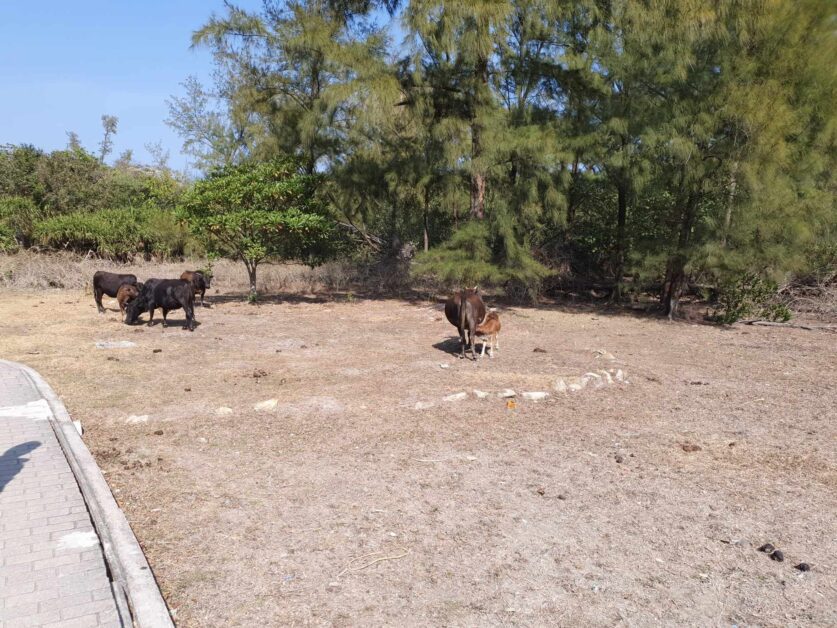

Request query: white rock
[
  {"left": 73, "top": 420, "right": 83, "bottom": 435},
  {"left": 254, "top": 399, "right": 278, "bottom": 412},
  {"left": 595, "top": 349, "right": 616, "bottom": 360},
  {"left": 615, "top": 369, "right": 625, "bottom": 382},
  {"left": 444, "top": 392, "right": 468, "bottom": 402},
  {"left": 567, "top": 377, "right": 587, "bottom": 392},
  {"left": 439, "top": 363, "right": 450, "bottom": 369},
  {"left": 414, "top": 401, "right": 435, "bottom": 410},
  {"left": 553, "top": 379, "right": 568, "bottom": 393},
  {"left": 583, "top": 372, "right": 604, "bottom": 388},
  {"left": 599, "top": 370, "right": 614, "bottom": 385},
  {"left": 473, "top": 390, "right": 489, "bottom": 399},
  {"left": 95, "top": 341, "right": 136, "bottom": 349},
  {"left": 522, "top": 391, "right": 549, "bottom": 401},
  {"left": 126, "top": 414, "right": 149, "bottom": 424},
  {"left": 215, "top": 407, "right": 233, "bottom": 416},
  {"left": 498, "top": 389, "right": 517, "bottom": 398}
]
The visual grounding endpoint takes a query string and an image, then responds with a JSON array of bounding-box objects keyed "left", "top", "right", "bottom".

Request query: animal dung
[
  {"left": 152, "top": 348, "right": 162, "bottom": 353},
  {"left": 533, "top": 347, "right": 548, "bottom": 353},
  {"left": 758, "top": 543, "right": 776, "bottom": 554},
  {"left": 680, "top": 443, "right": 702, "bottom": 452},
  {"left": 770, "top": 549, "right": 785, "bottom": 562},
  {"left": 794, "top": 563, "right": 811, "bottom": 572}
]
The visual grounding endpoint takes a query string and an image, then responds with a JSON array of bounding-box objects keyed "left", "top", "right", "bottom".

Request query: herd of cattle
[
  {"left": 93, "top": 270, "right": 210, "bottom": 331},
  {"left": 93, "top": 272, "right": 500, "bottom": 359}
]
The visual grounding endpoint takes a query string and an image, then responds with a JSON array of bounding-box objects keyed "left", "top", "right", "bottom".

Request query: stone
[
  {"left": 599, "top": 370, "right": 614, "bottom": 385},
  {"left": 522, "top": 391, "right": 549, "bottom": 401},
  {"left": 254, "top": 399, "right": 278, "bottom": 412},
  {"left": 95, "top": 340, "right": 136, "bottom": 349},
  {"left": 414, "top": 401, "right": 435, "bottom": 410},
  {"left": 125, "top": 414, "right": 149, "bottom": 424},
  {"left": 498, "top": 389, "right": 517, "bottom": 398},
  {"left": 583, "top": 372, "right": 604, "bottom": 388},
  {"left": 444, "top": 392, "right": 468, "bottom": 402},
  {"left": 439, "top": 363, "right": 450, "bottom": 369},
  {"left": 215, "top": 407, "right": 233, "bottom": 416},
  {"left": 554, "top": 379, "right": 568, "bottom": 393},
  {"left": 473, "top": 390, "right": 489, "bottom": 399},
  {"left": 615, "top": 369, "right": 625, "bottom": 382}
]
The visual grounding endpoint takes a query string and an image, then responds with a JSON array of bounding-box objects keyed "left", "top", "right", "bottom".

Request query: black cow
[
  {"left": 180, "top": 271, "right": 211, "bottom": 307},
  {"left": 93, "top": 271, "right": 138, "bottom": 314},
  {"left": 124, "top": 279, "right": 196, "bottom": 331},
  {"left": 444, "top": 287, "right": 486, "bottom": 360}
]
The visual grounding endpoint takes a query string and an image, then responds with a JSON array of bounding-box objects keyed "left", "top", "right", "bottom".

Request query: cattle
[
  {"left": 475, "top": 310, "right": 501, "bottom": 358},
  {"left": 115, "top": 283, "right": 140, "bottom": 321},
  {"left": 180, "top": 270, "right": 211, "bottom": 307},
  {"left": 444, "top": 287, "right": 486, "bottom": 360},
  {"left": 124, "top": 279, "right": 196, "bottom": 331},
  {"left": 92, "top": 271, "right": 138, "bottom": 314}
]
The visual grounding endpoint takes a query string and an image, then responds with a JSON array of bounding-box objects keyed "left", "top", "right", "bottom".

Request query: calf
[
  {"left": 180, "top": 270, "right": 211, "bottom": 307},
  {"left": 444, "top": 287, "right": 486, "bottom": 360},
  {"left": 124, "top": 279, "right": 196, "bottom": 331},
  {"left": 92, "top": 271, "right": 137, "bottom": 313},
  {"left": 116, "top": 283, "right": 140, "bottom": 321},
  {"left": 475, "top": 311, "right": 501, "bottom": 358}
]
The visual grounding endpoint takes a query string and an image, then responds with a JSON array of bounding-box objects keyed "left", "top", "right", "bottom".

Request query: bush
[
  {"left": 34, "top": 207, "right": 192, "bottom": 260},
  {"left": 710, "top": 272, "right": 792, "bottom": 324}
]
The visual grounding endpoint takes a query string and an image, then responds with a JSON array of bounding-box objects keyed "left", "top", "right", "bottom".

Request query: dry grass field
[{"left": 0, "top": 260, "right": 835, "bottom": 626}]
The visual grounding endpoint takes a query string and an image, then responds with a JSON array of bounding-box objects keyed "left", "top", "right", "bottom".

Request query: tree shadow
[{"left": 0, "top": 441, "right": 41, "bottom": 492}]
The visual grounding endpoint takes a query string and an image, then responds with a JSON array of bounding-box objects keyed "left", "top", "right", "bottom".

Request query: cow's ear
[{"left": 472, "top": 285, "right": 479, "bottom": 293}]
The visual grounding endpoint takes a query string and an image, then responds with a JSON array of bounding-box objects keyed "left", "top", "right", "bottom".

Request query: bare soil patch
[{"left": 0, "top": 285, "right": 835, "bottom": 627}]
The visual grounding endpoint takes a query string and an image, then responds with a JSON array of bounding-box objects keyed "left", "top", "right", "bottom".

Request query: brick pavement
[{"left": 0, "top": 362, "right": 122, "bottom": 628}]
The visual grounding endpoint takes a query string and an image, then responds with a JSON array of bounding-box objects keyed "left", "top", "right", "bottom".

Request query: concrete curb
[{"left": 2, "top": 360, "right": 174, "bottom": 628}]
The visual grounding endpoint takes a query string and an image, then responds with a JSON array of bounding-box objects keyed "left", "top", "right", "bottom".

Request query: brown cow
[
  {"left": 116, "top": 283, "right": 140, "bottom": 321},
  {"left": 444, "top": 287, "right": 486, "bottom": 360},
  {"left": 476, "top": 310, "right": 501, "bottom": 358},
  {"left": 180, "top": 271, "right": 211, "bottom": 307}
]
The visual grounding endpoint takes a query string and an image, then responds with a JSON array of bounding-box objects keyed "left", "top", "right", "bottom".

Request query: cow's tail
[{"left": 459, "top": 289, "right": 468, "bottom": 333}]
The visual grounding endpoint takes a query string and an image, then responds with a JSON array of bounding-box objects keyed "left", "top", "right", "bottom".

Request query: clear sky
[{"left": 0, "top": 0, "right": 263, "bottom": 172}]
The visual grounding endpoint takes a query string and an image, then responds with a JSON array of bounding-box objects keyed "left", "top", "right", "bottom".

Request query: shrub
[{"left": 710, "top": 272, "right": 792, "bottom": 324}]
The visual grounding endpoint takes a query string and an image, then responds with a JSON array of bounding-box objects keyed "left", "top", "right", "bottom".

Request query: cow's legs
[
  {"left": 199, "top": 289, "right": 205, "bottom": 307},
  {"left": 162, "top": 309, "right": 169, "bottom": 327},
  {"left": 94, "top": 288, "right": 105, "bottom": 314},
  {"left": 147, "top": 307, "right": 155, "bottom": 326},
  {"left": 459, "top": 328, "right": 467, "bottom": 359},
  {"left": 480, "top": 338, "right": 487, "bottom": 358},
  {"left": 184, "top": 305, "right": 195, "bottom": 331}
]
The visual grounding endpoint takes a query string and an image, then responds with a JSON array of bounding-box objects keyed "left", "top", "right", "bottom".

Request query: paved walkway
[{"left": 0, "top": 362, "right": 121, "bottom": 628}]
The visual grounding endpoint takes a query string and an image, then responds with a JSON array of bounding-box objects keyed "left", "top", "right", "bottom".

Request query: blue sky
[{"left": 0, "top": 0, "right": 263, "bottom": 172}]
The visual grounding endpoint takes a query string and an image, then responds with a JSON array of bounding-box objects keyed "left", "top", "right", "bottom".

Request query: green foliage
[
  {"left": 34, "top": 207, "right": 190, "bottom": 260},
  {"left": 710, "top": 273, "right": 792, "bottom": 325},
  {"left": 0, "top": 196, "right": 47, "bottom": 249},
  {"left": 181, "top": 160, "right": 342, "bottom": 295}
]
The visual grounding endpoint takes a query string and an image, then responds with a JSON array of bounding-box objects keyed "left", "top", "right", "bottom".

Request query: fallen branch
[
  {"left": 738, "top": 320, "right": 837, "bottom": 333},
  {"left": 337, "top": 549, "right": 410, "bottom": 578}
]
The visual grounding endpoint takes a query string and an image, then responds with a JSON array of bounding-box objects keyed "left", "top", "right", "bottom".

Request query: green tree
[{"left": 181, "top": 160, "right": 341, "bottom": 298}]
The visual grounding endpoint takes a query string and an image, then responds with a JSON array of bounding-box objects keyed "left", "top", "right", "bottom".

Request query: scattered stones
[
  {"left": 498, "top": 389, "right": 517, "bottom": 398},
  {"left": 444, "top": 392, "right": 468, "bottom": 402},
  {"left": 758, "top": 543, "right": 776, "bottom": 554},
  {"left": 215, "top": 407, "right": 233, "bottom": 416},
  {"left": 583, "top": 372, "right": 604, "bottom": 388},
  {"left": 794, "top": 563, "right": 811, "bottom": 572},
  {"left": 554, "top": 379, "right": 568, "bottom": 393},
  {"left": 414, "top": 401, "right": 435, "bottom": 410},
  {"left": 254, "top": 399, "right": 278, "bottom": 412},
  {"left": 680, "top": 443, "right": 702, "bottom": 452},
  {"left": 522, "top": 391, "right": 549, "bottom": 401},
  {"left": 152, "top": 349, "right": 162, "bottom": 354},
  {"left": 533, "top": 347, "right": 548, "bottom": 353},
  {"left": 599, "top": 370, "right": 613, "bottom": 385},
  {"left": 126, "top": 414, "right": 149, "bottom": 424},
  {"left": 95, "top": 341, "right": 136, "bottom": 349},
  {"left": 770, "top": 550, "right": 785, "bottom": 562},
  {"left": 594, "top": 350, "right": 616, "bottom": 360},
  {"left": 439, "top": 363, "right": 450, "bottom": 369},
  {"left": 473, "top": 390, "right": 489, "bottom": 399},
  {"left": 252, "top": 368, "right": 268, "bottom": 378},
  {"left": 614, "top": 369, "right": 625, "bottom": 382}
]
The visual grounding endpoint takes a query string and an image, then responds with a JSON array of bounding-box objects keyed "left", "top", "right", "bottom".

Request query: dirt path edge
[{"left": 2, "top": 360, "right": 175, "bottom": 628}]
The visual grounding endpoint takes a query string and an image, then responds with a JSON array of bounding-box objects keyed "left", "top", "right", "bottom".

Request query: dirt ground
[{"left": 0, "top": 285, "right": 835, "bottom": 627}]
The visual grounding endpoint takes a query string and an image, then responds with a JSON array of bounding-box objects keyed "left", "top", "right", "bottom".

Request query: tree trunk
[
  {"left": 245, "top": 260, "right": 258, "bottom": 300},
  {"left": 423, "top": 188, "right": 430, "bottom": 252},
  {"left": 469, "top": 54, "right": 488, "bottom": 220},
  {"left": 721, "top": 161, "right": 739, "bottom": 247},
  {"left": 613, "top": 179, "right": 628, "bottom": 300},
  {"left": 661, "top": 193, "right": 697, "bottom": 319},
  {"left": 565, "top": 155, "right": 580, "bottom": 235}
]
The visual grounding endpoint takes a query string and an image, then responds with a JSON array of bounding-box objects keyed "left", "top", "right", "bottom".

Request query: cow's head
[
  {"left": 198, "top": 271, "right": 211, "bottom": 289},
  {"left": 124, "top": 295, "right": 148, "bottom": 325}
]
